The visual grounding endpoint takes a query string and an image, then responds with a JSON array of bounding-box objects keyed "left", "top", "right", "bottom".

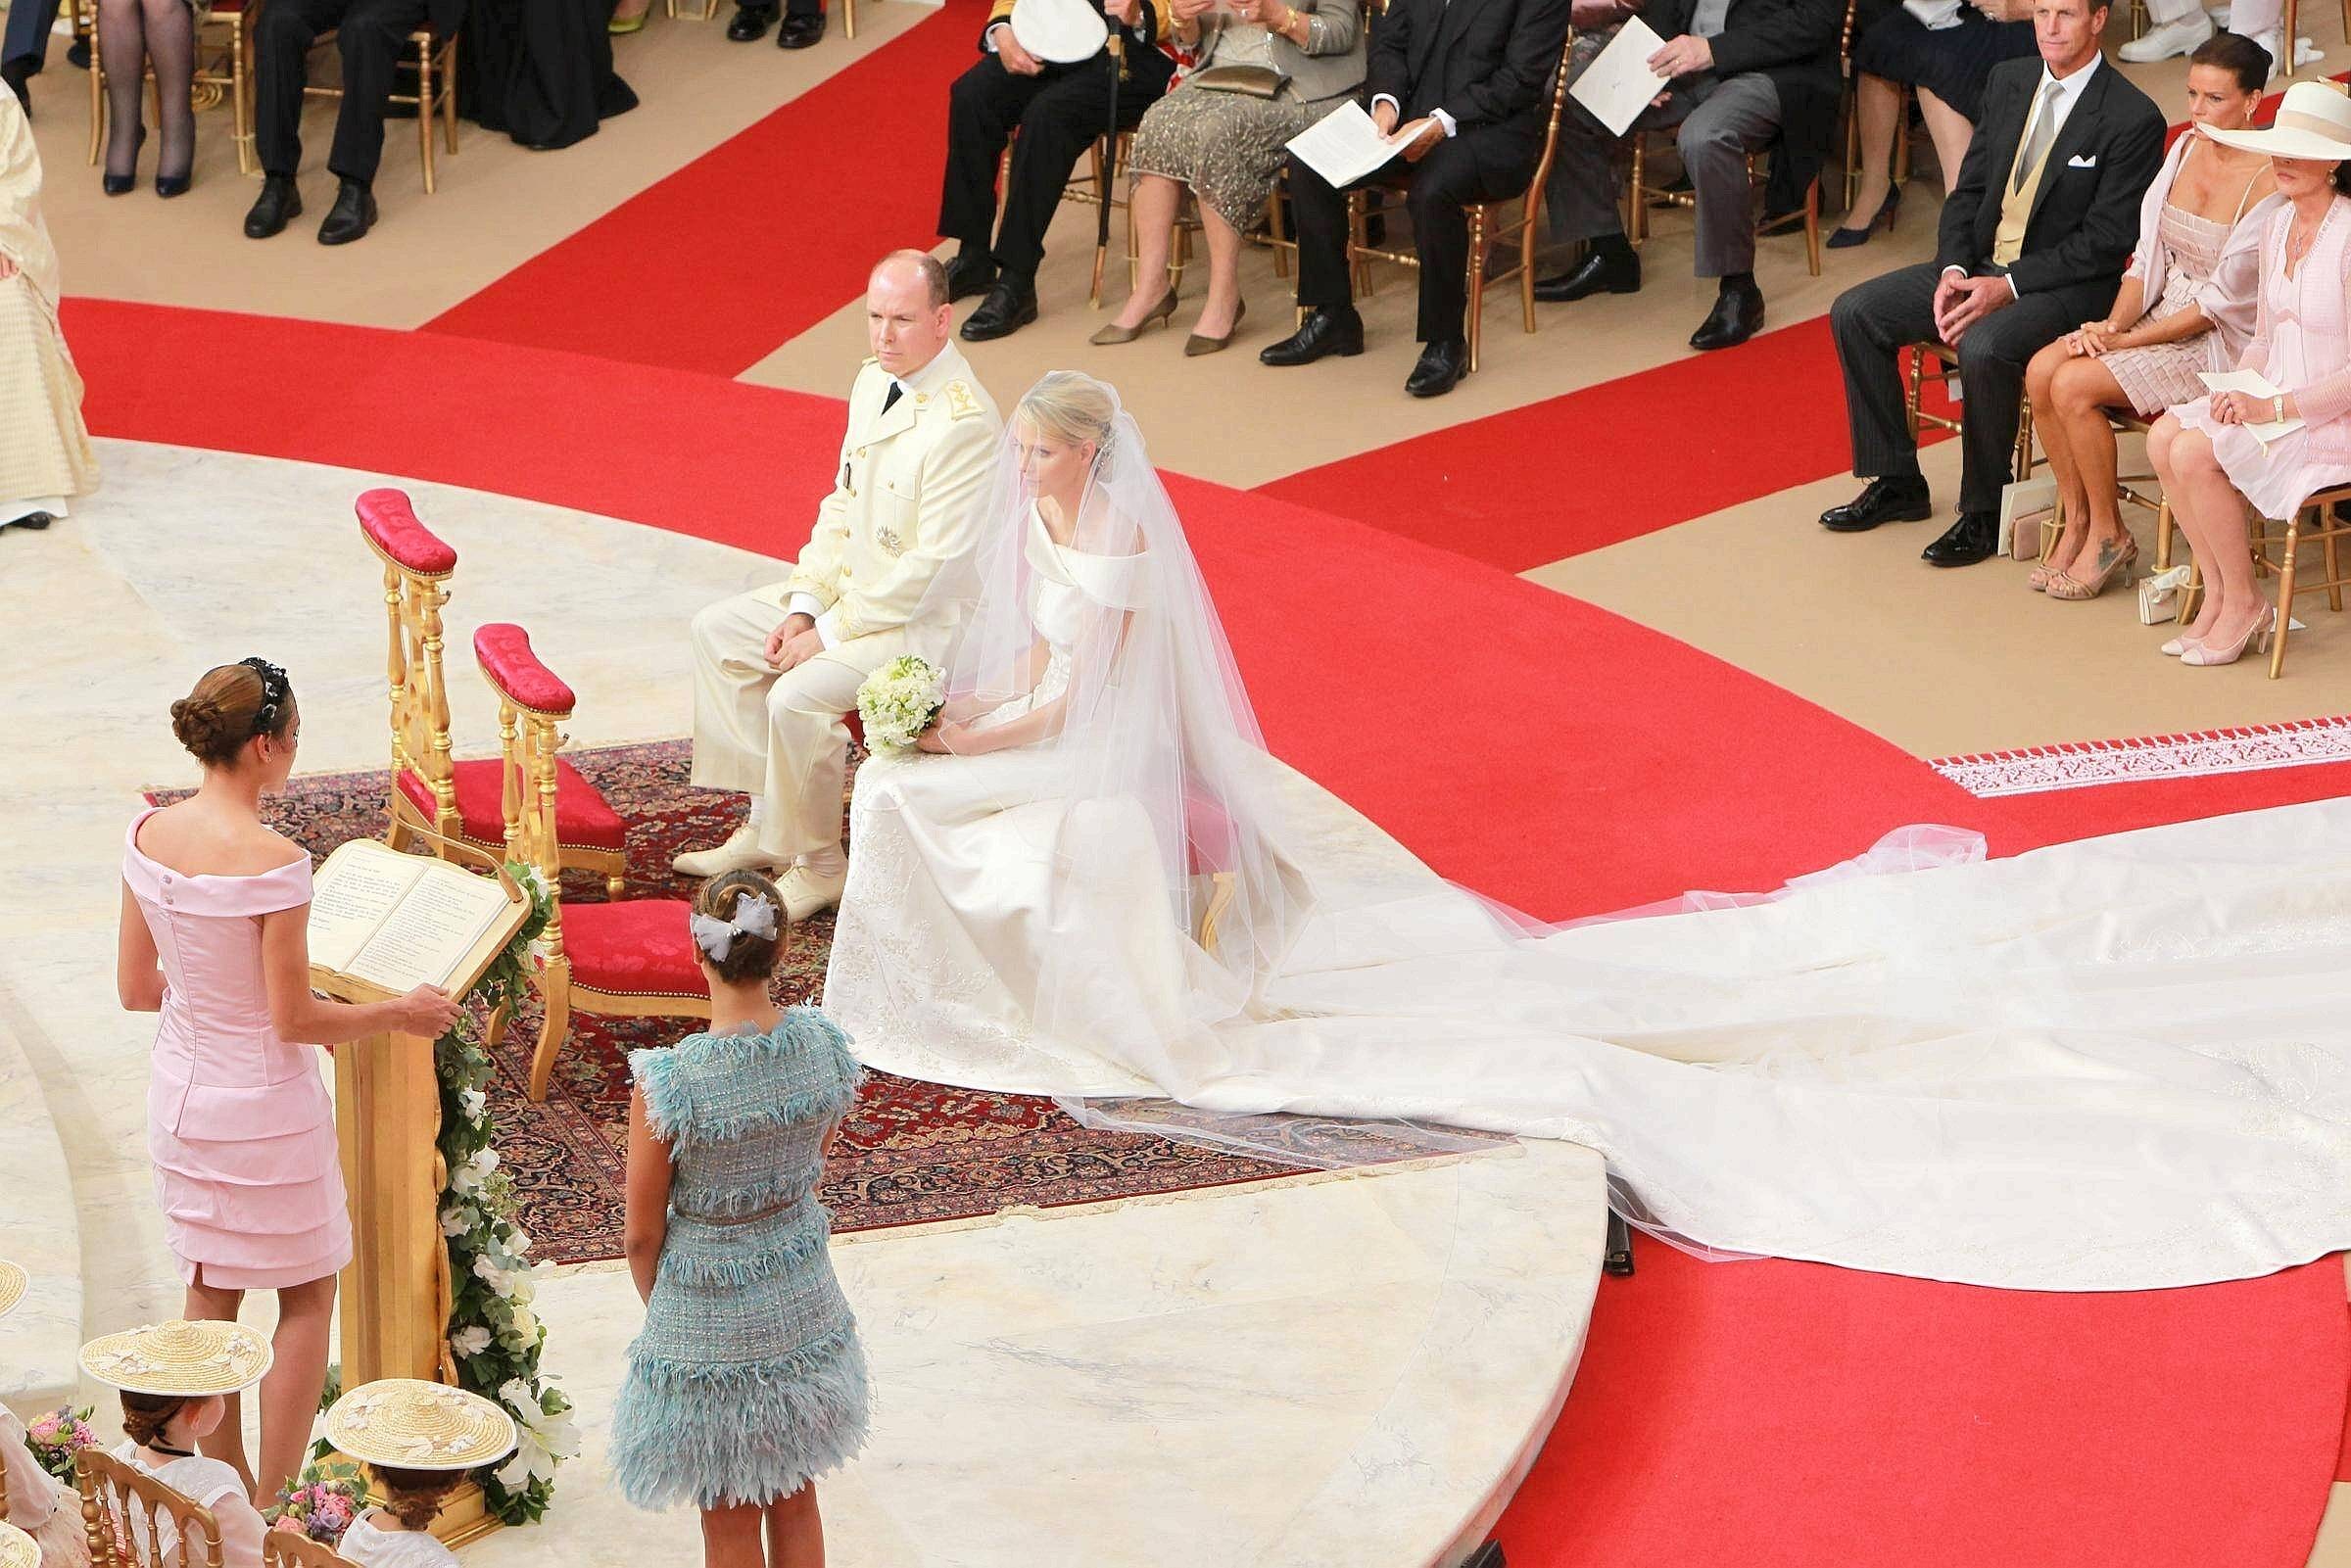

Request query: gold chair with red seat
[
  {"left": 360, "top": 489, "right": 630, "bottom": 899},
  {"left": 472, "top": 623, "right": 709, "bottom": 1103}
]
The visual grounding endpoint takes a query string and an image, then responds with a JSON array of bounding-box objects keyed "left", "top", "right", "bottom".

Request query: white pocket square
[{"left": 2067, "top": 153, "right": 2098, "bottom": 167}]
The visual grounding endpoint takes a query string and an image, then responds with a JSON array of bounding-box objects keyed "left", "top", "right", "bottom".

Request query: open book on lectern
[{"left": 308, "top": 838, "right": 531, "bottom": 1000}]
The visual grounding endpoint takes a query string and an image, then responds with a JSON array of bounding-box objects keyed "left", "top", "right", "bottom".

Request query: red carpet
[
  {"left": 1504, "top": 1247, "right": 2349, "bottom": 1568},
  {"left": 1256, "top": 316, "right": 1958, "bottom": 573},
  {"left": 70, "top": 298, "right": 2350, "bottom": 1566},
  {"left": 420, "top": 0, "right": 987, "bottom": 374}
]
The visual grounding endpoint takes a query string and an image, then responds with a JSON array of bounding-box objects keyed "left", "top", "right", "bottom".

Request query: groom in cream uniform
[{"left": 680, "top": 249, "right": 1002, "bottom": 919}]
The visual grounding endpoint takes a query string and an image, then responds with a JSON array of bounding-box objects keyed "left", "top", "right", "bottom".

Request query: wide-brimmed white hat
[
  {"left": 1008, "top": 0, "right": 1108, "bottom": 63},
  {"left": 79, "top": 1319, "right": 273, "bottom": 1398},
  {"left": 0, "top": 1519, "right": 38, "bottom": 1568},
  {"left": 2205, "top": 80, "right": 2351, "bottom": 161},
  {"left": 324, "top": 1380, "right": 517, "bottom": 1473},
  {"left": 0, "top": 1260, "right": 24, "bottom": 1320}
]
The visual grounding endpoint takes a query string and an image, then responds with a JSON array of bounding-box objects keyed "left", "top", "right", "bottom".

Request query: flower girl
[
  {"left": 606, "top": 871, "right": 870, "bottom": 1568},
  {"left": 320, "top": 1380, "right": 517, "bottom": 1565},
  {"left": 79, "top": 1319, "right": 272, "bottom": 1568},
  {"left": 0, "top": 1263, "right": 88, "bottom": 1568}
]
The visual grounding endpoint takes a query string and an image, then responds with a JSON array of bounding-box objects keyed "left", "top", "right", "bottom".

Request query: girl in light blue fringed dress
[{"left": 608, "top": 870, "right": 869, "bottom": 1568}]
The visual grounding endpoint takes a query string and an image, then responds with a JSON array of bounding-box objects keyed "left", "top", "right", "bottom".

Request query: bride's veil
[{"left": 936, "top": 375, "right": 1304, "bottom": 1062}]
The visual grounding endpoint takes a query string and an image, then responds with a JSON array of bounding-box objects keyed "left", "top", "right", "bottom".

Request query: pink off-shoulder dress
[{"left": 123, "top": 808, "right": 352, "bottom": 1291}]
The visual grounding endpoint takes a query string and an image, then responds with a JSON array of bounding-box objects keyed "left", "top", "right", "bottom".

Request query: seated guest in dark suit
[
  {"left": 1538, "top": 0, "right": 1840, "bottom": 351},
  {"left": 1820, "top": 0, "right": 2164, "bottom": 566},
  {"left": 242, "top": 0, "right": 465, "bottom": 243},
  {"left": 1258, "top": 0, "right": 1571, "bottom": 398},
  {"left": 936, "top": 0, "right": 1175, "bottom": 342}
]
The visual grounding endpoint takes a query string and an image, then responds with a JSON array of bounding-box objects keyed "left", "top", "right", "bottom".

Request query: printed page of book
[
  {"left": 344, "top": 860, "right": 518, "bottom": 994},
  {"left": 1286, "top": 101, "right": 1406, "bottom": 188},
  {"left": 308, "top": 843, "right": 427, "bottom": 976}
]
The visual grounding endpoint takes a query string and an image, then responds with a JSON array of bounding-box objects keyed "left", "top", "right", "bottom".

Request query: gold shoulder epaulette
[{"left": 944, "top": 380, "right": 984, "bottom": 419}]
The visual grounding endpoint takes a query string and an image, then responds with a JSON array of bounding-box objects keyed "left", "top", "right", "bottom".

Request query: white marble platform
[{"left": 0, "top": 442, "right": 1607, "bottom": 1566}]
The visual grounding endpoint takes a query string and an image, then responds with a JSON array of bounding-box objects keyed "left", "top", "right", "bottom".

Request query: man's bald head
[{"left": 865, "top": 250, "right": 956, "bottom": 377}]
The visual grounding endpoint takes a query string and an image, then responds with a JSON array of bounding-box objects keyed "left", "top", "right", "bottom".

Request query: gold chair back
[
  {"left": 363, "top": 530, "right": 460, "bottom": 849},
  {"left": 76, "top": 1449, "right": 224, "bottom": 1568},
  {"left": 262, "top": 1529, "right": 364, "bottom": 1568}
]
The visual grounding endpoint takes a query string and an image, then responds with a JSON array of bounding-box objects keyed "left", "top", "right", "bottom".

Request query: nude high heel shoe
[{"left": 2180, "top": 605, "right": 2276, "bottom": 666}]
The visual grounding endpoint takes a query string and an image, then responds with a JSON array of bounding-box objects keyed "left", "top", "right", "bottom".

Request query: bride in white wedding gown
[{"left": 827, "top": 372, "right": 2351, "bottom": 1293}]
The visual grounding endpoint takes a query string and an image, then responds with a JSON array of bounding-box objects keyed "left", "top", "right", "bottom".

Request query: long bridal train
[{"left": 826, "top": 372, "right": 2351, "bottom": 1297}]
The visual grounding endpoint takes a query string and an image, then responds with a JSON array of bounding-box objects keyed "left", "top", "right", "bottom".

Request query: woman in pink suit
[
  {"left": 2152, "top": 81, "right": 2351, "bottom": 666},
  {"left": 118, "top": 659, "right": 460, "bottom": 1506}
]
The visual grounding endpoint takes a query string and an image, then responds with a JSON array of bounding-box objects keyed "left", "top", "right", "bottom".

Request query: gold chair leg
[
  {"left": 2280, "top": 0, "right": 2300, "bottom": 77},
  {"left": 1803, "top": 176, "right": 1821, "bottom": 277},
  {"left": 2271, "top": 514, "right": 2300, "bottom": 678},
  {"left": 88, "top": 34, "right": 103, "bottom": 166},
  {"left": 1270, "top": 185, "right": 1290, "bottom": 280},
  {"left": 843, "top": 0, "right": 854, "bottom": 38},
  {"left": 1842, "top": 84, "right": 1858, "bottom": 213},
  {"left": 1465, "top": 205, "right": 1486, "bottom": 374},
  {"left": 1088, "top": 140, "right": 1107, "bottom": 308},
  {"left": 415, "top": 43, "right": 435, "bottom": 193},
  {"left": 527, "top": 967, "right": 571, "bottom": 1103},
  {"left": 1519, "top": 206, "right": 1539, "bottom": 334},
  {"left": 1628, "top": 137, "right": 1647, "bottom": 243},
  {"left": 443, "top": 39, "right": 460, "bottom": 154},
  {"left": 485, "top": 999, "right": 512, "bottom": 1053},
  {"left": 2325, "top": 511, "right": 2344, "bottom": 612},
  {"left": 2155, "top": 499, "right": 2173, "bottom": 571}
]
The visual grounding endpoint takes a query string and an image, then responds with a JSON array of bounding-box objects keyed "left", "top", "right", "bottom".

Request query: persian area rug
[{"left": 151, "top": 740, "right": 1339, "bottom": 1264}]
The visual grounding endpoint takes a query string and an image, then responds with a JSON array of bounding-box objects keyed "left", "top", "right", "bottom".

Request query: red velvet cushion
[
  {"left": 397, "top": 758, "right": 627, "bottom": 851},
  {"left": 1185, "top": 785, "right": 1235, "bottom": 877},
  {"left": 473, "top": 624, "right": 578, "bottom": 716},
  {"left": 561, "top": 899, "right": 708, "bottom": 997},
  {"left": 357, "top": 489, "right": 457, "bottom": 576}
]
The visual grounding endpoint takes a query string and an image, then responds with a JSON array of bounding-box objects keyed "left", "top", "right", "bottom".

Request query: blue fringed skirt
[{"left": 606, "top": 1195, "right": 872, "bottom": 1510}]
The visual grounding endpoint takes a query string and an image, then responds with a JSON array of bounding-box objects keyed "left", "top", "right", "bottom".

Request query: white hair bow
[{"left": 690, "top": 891, "right": 780, "bottom": 962}]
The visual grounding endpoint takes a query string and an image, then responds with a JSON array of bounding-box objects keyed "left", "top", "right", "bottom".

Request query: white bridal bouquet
[{"left": 856, "top": 654, "right": 947, "bottom": 751}]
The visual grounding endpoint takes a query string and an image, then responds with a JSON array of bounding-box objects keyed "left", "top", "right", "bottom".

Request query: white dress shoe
[
  {"left": 2119, "top": 10, "right": 2213, "bottom": 61},
  {"left": 775, "top": 862, "right": 848, "bottom": 922},
  {"left": 672, "top": 824, "right": 789, "bottom": 879}
]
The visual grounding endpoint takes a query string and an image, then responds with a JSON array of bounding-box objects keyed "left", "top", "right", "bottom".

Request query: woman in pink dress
[
  {"left": 118, "top": 659, "right": 460, "bottom": 1506},
  {"left": 2151, "top": 81, "right": 2351, "bottom": 667}
]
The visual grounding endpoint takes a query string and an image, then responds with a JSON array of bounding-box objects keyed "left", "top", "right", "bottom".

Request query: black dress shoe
[
  {"left": 1533, "top": 247, "right": 1640, "bottom": 304},
  {"left": 1819, "top": 476, "right": 1932, "bottom": 533},
  {"left": 5, "top": 511, "right": 53, "bottom": 531},
  {"left": 942, "top": 250, "right": 996, "bottom": 303},
  {"left": 1922, "top": 510, "right": 1999, "bottom": 567},
  {"left": 776, "top": 9, "right": 823, "bottom": 44},
  {"left": 960, "top": 277, "right": 1036, "bottom": 342},
  {"left": 1689, "top": 280, "right": 1763, "bottom": 352},
  {"left": 67, "top": 38, "right": 90, "bottom": 68},
  {"left": 244, "top": 173, "right": 301, "bottom": 237},
  {"left": 2, "top": 60, "right": 30, "bottom": 115},
  {"left": 317, "top": 177, "right": 377, "bottom": 245},
  {"left": 1405, "top": 337, "right": 1469, "bottom": 398},
  {"left": 1259, "top": 307, "right": 1364, "bottom": 367},
  {"left": 726, "top": 4, "right": 776, "bottom": 38}
]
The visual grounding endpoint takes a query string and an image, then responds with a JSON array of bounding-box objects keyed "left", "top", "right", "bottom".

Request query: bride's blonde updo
[{"left": 1017, "top": 372, "right": 1118, "bottom": 462}]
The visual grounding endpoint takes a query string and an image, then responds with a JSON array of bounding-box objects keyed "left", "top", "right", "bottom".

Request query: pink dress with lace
[
  {"left": 2175, "top": 196, "right": 2351, "bottom": 519},
  {"left": 122, "top": 808, "right": 352, "bottom": 1291}
]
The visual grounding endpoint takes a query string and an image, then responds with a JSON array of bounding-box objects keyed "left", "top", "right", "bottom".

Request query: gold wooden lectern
[{"left": 310, "top": 832, "right": 529, "bottom": 1546}]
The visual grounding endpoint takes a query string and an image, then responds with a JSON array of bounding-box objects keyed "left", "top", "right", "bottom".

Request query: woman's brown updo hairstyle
[
  {"left": 119, "top": 1391, "right": 194, "bottom": 1447},
  {"left": 170, "top": 658, "right": 296, "bottom": 768},
  {"left": 692, "top": 870, "right": 788, "bottom": 984},
  {"left": 369, "top": 1464, "right": 461, "bottom": 1530}
]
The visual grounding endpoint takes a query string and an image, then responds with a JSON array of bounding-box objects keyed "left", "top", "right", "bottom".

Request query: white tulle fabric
[{"left": 827, "top": 376, "right": 2351, "bottom": 1293}]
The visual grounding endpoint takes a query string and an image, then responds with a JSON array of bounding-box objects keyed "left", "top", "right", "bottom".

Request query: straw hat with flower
[
  {"left": 2204, "top": 80, "right": 2351, "bottom": 162},
  {"left": 324, "top": 1380, "right": 518, "bottom": 1473},
  {"left": 0, "top": 1518, "right": 39, "bottom": 1568},
  {"left": 78, "top": 1319, "right": 273, "bottom": 1397},
  {"left": 0, "top": 1259, "right": 24, "bottom": 1319}
]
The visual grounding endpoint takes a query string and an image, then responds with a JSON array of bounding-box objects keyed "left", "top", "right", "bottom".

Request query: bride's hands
[{"left": 918, "top": 720, "right": 978, "bottom": 754}]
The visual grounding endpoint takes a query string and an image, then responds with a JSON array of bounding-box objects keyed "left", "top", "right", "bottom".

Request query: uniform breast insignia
[
  {"left": 945, "top": 381, "right": 983, "bottom": 420},
  {"left": 876, "top": 527, "right": 907, "bottom": 556}
]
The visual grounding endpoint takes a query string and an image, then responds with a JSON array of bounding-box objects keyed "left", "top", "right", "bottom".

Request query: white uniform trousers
[{"left": 689, "top": 588, "right": 910, "bottom": 863}]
